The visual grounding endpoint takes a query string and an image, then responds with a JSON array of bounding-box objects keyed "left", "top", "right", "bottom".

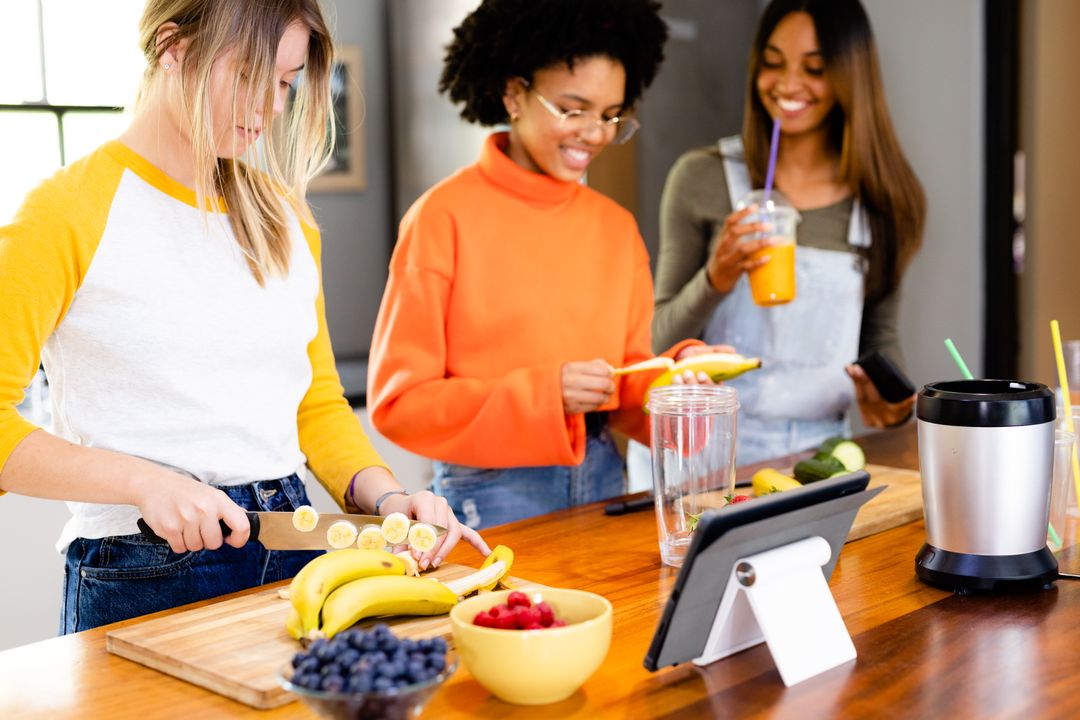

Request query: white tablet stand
[{"left": 691, "top": 535, "right": 856, "bottom": 686}]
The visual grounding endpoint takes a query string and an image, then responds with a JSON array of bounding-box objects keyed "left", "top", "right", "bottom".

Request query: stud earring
[{"left": 163, "top": 63, "right": 171, "bottom": 70}]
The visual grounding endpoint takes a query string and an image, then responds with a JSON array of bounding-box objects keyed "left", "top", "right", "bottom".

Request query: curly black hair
[{"left": 439, "top": 0, "right": 668, "bottom": 126}]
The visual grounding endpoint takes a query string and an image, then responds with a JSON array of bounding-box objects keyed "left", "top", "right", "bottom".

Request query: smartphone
[{"left": 855, "top": 350, "right": 915, "bottom": 403}]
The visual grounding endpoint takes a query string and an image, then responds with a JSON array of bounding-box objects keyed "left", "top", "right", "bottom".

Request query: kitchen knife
[{"left": 136, "top": 511, "right": 447, "bottom": 550}]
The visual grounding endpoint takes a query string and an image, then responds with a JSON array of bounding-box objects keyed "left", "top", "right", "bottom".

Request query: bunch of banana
[
  {"left": 285, "top": 545, "right": 517, "bottom": 641},
  {"left": 288, "top": 548, "right": 407, "bottom": 638}
]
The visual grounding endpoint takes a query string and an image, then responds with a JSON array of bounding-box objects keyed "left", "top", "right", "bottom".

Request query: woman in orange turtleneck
[{"left": 368, "top": 0, "right": 726, "bottom": 532}]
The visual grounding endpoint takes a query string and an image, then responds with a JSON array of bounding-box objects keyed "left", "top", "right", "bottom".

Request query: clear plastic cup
[
  {"left": 647, "top": 385, "right": 739, "bottom": 567},
  {"left": 736, "top": 190, "right": 801, "bottom": 306},
  {"left": 1055, "top": 411, "right": 1080, "bottom": 519},
  {"left": 1049, "top": 428, "right": 1076, "bottom": 552},
  {"left": 1062, "top": 340, "right": 1080, "bottom": 406}
]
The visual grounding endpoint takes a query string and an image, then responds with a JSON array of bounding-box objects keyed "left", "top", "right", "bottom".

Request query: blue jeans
[
  {"left": 60, "top": 474, "right": 322, "bottom": 634},
  {"left": 432, "top": 432, "right": 625, "bottom": 530}
]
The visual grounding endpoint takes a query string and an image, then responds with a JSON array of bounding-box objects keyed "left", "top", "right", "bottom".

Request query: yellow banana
[
  {"left": 647, "top": 352, "right": 762, "bottom": 391},
  {"left": 320, "top": 575, "right": 459, "bottom": 639},
  {"left": 751, "top": 468, "right": 802, "bottom": 496},
  {"left": 288, "top": 548, "right": 406, "bottom": 636},
  {"left": 285, "top": 605, "right": 304, "bottom": 641}
]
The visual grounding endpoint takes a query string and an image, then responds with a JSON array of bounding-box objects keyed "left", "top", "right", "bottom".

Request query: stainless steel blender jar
[{"left": 915, "top": 380, "right": 1058, "bottom": 591}]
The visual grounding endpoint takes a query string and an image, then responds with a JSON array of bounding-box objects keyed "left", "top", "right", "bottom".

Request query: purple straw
[{"left": 762, "top": 117, "right": 781, "bottom": 203}]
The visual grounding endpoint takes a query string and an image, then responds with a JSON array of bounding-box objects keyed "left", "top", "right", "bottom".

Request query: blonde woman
[{"left": 0, "top": 0, "right": 487, "bottom": 634}]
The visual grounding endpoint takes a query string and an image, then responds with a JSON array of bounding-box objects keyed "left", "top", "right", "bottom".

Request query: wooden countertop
[{"left": 3, "top": 424, "right": 1079, "bottom": 719}]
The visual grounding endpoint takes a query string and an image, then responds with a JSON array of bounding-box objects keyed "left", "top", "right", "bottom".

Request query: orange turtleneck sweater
[{"left": 368, "top": 133, "right": 696, "bottom": 468}]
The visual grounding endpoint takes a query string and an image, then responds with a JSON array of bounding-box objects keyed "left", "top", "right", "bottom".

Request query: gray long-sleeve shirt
[{"left": 651, "top": 146, "right": 905, "bottom": 370}]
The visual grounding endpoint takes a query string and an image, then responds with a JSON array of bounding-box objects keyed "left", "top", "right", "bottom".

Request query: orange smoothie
[{"left": 747, "top": 240, "right": 795, "bottom": 306}]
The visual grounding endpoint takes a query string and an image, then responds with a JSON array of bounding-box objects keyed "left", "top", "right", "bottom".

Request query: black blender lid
[{"left": 916, "top": 379, "right": 1055, "bottom": 427}]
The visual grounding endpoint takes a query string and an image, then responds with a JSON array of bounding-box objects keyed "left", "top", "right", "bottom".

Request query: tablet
[{"left": 643, "top": 471, "right": 882, "bottom": 671}]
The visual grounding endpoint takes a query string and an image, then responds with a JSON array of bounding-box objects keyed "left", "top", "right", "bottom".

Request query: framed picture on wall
[{"left": 309, "top": 45, "right": 365, "bottom": 192}]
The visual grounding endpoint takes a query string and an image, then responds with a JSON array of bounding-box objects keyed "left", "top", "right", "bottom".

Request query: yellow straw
[{"left": 1050, "top": 320, "right": 1080, "bottom": 512}]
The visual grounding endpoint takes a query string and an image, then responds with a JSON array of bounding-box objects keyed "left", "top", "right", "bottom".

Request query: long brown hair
[
  {"left": 743, "top": 0, "right": 925, "bottom": 302},
  {"left": 137, "top": 0, "right": 335, "bottom": 284}
]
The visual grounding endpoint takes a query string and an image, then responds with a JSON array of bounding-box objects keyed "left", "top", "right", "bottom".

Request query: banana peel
[{"left": 479, "top": 545, "right": 514, "bottom": 591}]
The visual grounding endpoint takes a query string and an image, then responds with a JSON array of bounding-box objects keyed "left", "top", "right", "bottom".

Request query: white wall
[{"left": 862, "top": 0, "right": 985, "bottom": 386}]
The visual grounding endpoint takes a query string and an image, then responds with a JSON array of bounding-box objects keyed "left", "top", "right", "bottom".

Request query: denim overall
[{"left": 708, "top": 135, "right": 870, "bottom": 465}]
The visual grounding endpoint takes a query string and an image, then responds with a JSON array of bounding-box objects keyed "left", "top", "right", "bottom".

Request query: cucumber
[
  {"left": 793, "top": 456, "right": 847, "bottom": 484},
  {"left": 814, "top": 437, "right": 866, "bottom": 472}
]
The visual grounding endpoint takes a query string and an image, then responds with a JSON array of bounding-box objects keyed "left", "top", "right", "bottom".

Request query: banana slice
[
  {"left": 326, "top": 520, "right": 358, "bottom": 549},
  {"left": 380, "top": 512, "right": 410, "bottom": 545},
  {"left": 292, "top": 505, "right": 319, "bottom": 532},
  {"left": 407, "top": 522, "right": 438, "bottom": 553},
  {"left": 356, "top": 524, "right": 385, "bottom": 550}
]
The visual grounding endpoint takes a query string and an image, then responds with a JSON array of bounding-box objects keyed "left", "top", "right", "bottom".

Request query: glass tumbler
[{"left": 647, "top": 385, "right": 739, "bottom": 567}]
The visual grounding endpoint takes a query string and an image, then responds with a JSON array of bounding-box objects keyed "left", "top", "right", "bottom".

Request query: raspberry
[
  {"left": 514, "top": 606, "right": 543, "bottom": 629},
  {"left": 473, "top": 611, "right": 494, "bottom": 628},
  {"left": 492, "top": 607, "right": 518, "bottom": 630},
  {"left": 488, "top": 605, "right": 503, "bottom": 617},
  {"left": 535, "top": 601, "right": 555, "bottom": 627},
  {"left": 506, "top": 591, "right": 531, "bottom": 608},
  {"left": 522, "top": 622, "right": 544, "bottom": 630},
  {"left": 551, "top": 619, "right": 567, "bottom": 627}
]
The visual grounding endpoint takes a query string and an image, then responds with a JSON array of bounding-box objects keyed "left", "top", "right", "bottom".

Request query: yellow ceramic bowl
[{"left": 449, "top": 588, "right": 612, "bottom": 705}]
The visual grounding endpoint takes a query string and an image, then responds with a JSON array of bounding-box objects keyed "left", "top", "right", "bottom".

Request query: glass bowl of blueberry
[{"left": 280, "top": 624, "right": 456, "bottom": 720}]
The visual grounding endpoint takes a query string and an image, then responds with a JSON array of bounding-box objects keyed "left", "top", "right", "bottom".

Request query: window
[{"left": 0, "top": 0, "right": 144, "bottom": 221}]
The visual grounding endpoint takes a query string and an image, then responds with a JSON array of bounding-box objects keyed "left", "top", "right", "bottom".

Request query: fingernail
[
  {"left": 433, "top": 557, "right": 443, "bottom": 568},
  {"left": 419, "top": 558, "right": 430, "bottom": 571}
]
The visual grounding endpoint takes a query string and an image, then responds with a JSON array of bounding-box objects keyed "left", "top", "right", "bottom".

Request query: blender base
[{"left": 915, "top": 544, "right": 1059, "bottom": 592}]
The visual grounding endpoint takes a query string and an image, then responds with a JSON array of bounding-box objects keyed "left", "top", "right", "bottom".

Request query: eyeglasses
[{"left": 520, "top": 79, "right": 640, "bottom": 146}]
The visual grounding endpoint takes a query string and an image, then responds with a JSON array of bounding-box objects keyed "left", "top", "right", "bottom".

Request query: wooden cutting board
[
  {"left": 710, "top": 463, "right": 924, "bottom": 542},
  {"left": 106, "top": 563, "right": 548, "bottom": 710}
]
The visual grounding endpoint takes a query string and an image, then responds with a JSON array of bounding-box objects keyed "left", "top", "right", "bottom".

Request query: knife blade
[{"left": 136, "top": 511, "right": 447, "bottom": 550}]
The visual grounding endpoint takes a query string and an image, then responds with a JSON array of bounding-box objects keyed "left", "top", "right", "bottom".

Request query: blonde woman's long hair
[
  {"left": 742, "top": 0, "right": 926, "bottom": 303},
  {"left": 137, "top": 0, "right": 335, "bottom": 285}
]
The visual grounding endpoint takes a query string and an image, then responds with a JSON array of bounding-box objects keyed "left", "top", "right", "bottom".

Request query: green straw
[
  {"left": 944, "top": 338, "right": 974, "bottom": 380},
  {"left": 942, "top": 336, "right": 1062, "bottom": 548}
]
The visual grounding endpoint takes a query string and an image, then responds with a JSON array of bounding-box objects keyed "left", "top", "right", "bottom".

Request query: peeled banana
[
  {"left": 288, "top": 548, "right": 406, "bottom": 636},
  {"left": 407, "top": 522, "right": 437, "bottom": 552},
  {"left": 357, "top": 524, "right": 385, "bottom": 550},
  {"left": 381, "top": 512, "right": 410, "bottom": 545},
  {"left": 648, "top": 352, "right": 762, "bottom": 391},
  {"left": 326, "top": 520, "right": 358, "bottom": 549},
  {"left": 291, "top": 505, "right": 319, "bottom": 532},
  {"left": 320, "top": 575, "right": 459, "bottom": 639}
]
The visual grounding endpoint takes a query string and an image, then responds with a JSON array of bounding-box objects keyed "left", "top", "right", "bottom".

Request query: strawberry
[{"left": 724, "top": 493, "right": 753, "bottom": 505}]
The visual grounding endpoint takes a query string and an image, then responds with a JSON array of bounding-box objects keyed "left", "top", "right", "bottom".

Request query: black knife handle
[
  {"left": 603, "top": 495, "right": 655, "bottom": 516},
  {"left": 137, "top": 512, "right": 261, "bottom": 545}
]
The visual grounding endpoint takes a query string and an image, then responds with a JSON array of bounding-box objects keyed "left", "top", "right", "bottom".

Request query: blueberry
[
  {"left": 368, "top": 650, "right": 388, "bottom": 666},
  {"left": 399, "top": 638, "right": 417, "bottom": 653},
  {"left": 359, "top": 633, "right": 378, "bottom": 652},
  {"left": 313, "top": 643, "right": 336, "bottom": 664},
  {"left": 320, "top": 674, "right": 345, "bottom": 693},
  {"left": 377, "top": 661, "right": 397, "bottom": 679},
  {"left": 298, "top": 657, "right": 320, "bottom": 675},
  {"left": 339, "top": 649, "right": 361, "bottom": 668},
  {"left": 379, "top": 636, "right": 400, "bottom": 653},
  {"left": 354, "top": 674, "right": 374, "bottom": 694},
  {"left": 406, "top": 660, "right": 426, "bottom": 680},
  {"left": 417, "top": 638, "right": 433, "bottom": 652},
  {"left": 373, "top": 676, "right": 394, "bottom": 692},
  {"left": 290, "top": 652, "right": 308, "bottom": 669},
  {"left": 389, "top": 659, "right": 408, "bottom": 679},
  {"left": 394, "top": 678, "right": 411, "bottom": 690},
  {"left": 427, "top": 653, "right": 446, "bottom": 672},
  {"left": 372, "top": 623, "right": 391, "bottom": 638}
]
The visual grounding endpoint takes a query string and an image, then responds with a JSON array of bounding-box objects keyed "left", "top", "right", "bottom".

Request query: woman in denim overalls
[{"left": 631, "top": 0, "right": 926, "bottom": 484}]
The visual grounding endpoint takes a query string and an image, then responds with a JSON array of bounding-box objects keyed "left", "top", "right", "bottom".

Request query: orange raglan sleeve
[
  {"left": 368, "top": 200, "right": 584, "bottom": 468},
  {"left": 296, "top": 219, "right": 389, "bottom": 507},
  {"left": 609, "top": 234, "right": 700, "bottom": 445}
]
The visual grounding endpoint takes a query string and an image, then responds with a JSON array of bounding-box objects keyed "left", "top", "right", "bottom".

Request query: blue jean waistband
[{"left": 214, "top": 474, "right": 308, "bottom": 512}]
